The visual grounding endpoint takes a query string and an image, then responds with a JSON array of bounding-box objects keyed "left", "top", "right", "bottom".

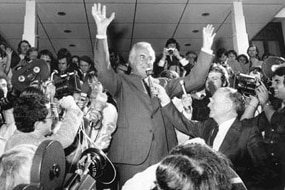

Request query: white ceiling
[{"left": 0, "top": 0, "right": 284, "bottom": 61}]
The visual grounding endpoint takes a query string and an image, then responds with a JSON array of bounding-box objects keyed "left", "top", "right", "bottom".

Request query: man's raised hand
[
  {"left": 92, "top": 3, "right": 115, "bottom": 35},
  {"left": 202, "top": 24, "right": 216, "bottom": 51}
]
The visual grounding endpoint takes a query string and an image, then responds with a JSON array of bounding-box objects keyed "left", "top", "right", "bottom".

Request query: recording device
[
  {"left": 13, "top": 140, "right": 116, "bottom": 190},
  {"left": 233, "top": 73, "right": 259, "bottom": 96},
  {"left": 166, "top": 47, "right": 175, "bottom": 55},
  {"left": 12, "top": 59, "right": 50, "bottom": 92},
  {"left": 54, "top": 71, "right": 81, "bottom": 99}
]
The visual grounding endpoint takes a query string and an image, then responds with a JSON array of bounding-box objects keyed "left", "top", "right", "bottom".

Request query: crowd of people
[{"left": 0, "top": 2, "right": 283, "bottom": 190}]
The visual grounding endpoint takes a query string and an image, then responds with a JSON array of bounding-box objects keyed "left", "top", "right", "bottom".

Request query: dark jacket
[{"left": 162, "top": 102, "right": 274, "bottom": 188}]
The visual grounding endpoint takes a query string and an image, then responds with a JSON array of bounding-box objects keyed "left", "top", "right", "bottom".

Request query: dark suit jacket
[
  {"left": 94, "top": 39, "right": 214, "bottom": 166},
  {"left": 162, "top": 102, "right": 273, "bottom": 188}
]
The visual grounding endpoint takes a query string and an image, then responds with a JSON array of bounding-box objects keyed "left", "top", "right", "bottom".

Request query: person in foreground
[
  {"left": 91, "top": 3, "right": 215, "bottom": 185},
  {"left": 123, "top": 138, "right": 247, "bottom": 190}
]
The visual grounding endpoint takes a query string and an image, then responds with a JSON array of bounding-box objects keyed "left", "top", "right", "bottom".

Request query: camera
[
  {"left": 13, "top": 140, "right": 116, "bottom": 190},
  {"left": 54, "top": 72, "right": 81, "bottom": 99},
  {"left": 233, "top": 73, "right": 259, "bottom": 96},
  {"left": 167, "top": 47, "right": 175, "bottom": 55}
]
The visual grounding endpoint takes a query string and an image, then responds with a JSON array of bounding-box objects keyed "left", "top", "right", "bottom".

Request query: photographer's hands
[{"left": 255, "top": 81, "right": 269, "bottom": 106}]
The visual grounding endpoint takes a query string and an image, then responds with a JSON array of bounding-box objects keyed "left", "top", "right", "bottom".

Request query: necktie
[
  {"left": 209, "top": 125, "right": 219, "bottom": 147},
  {"left": 142, "top": 80, "right": 152, "bottom": 97}
]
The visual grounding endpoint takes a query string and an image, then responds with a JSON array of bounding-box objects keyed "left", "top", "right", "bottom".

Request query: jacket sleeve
[
  {"left": 166, "top": 50, "right": 214, "bottom": 98},
  {"left": 48, "top": 107, "right": 83, "bottom": 148},
  {"left": 161, "top": 102, "right": 206, "bottom": 138},
  {"left": 94, "top": 39, "right": 122, "bottom": 97}
]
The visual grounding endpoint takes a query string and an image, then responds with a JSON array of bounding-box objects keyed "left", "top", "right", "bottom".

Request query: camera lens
[{"left": 168, "top": 50, "right": 173, "bottom": 55}]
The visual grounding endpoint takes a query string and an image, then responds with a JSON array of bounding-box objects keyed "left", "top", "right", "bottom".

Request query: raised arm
[
  {"left": 166, "top": 25, "right": 216, "bottom": 98},
  {"left": 152, "top": 82, "right": 206, "bottom": 137},
  {"left": 4, "top": 48, "right": 12, "bottom": 75},
  {"left": 92, "top": 3, "right": 120, "bottom": 96}
]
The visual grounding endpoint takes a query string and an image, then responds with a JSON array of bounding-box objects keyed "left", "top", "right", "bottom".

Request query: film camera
[
  {"left": 233, "top": 73, "right": 260, "bottom": 96},
  {"left": 53, "top": 71, "right": 81, "bottom": 99},
  {"left": 166, "top": 47, "right": 176, "bottom": 55},
  {"left": 13, "top": 140, "right": 116, "bottom": 190}
]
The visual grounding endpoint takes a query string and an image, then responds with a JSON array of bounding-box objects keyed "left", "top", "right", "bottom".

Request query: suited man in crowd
[
  {"left": 153, "top": 85, "right": 273, "bottom": 189},
  {"left": 91, "top": 3, "right": 215, "bottom": 186}
]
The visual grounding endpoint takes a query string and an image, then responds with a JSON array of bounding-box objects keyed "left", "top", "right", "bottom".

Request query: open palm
[{"left": 92, "top": 3, "right": 115, "bottom": 35}]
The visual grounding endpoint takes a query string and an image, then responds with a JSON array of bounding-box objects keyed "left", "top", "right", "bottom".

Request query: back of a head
[
  {"left": 156, "top": 154, "right": 212, "bottom": 190},
  {"left": 14, "top": 89, "right": 48, "bottom": 133},
  {"left": 215, "top": 87, "right": 245, "bottom": 118},
  {"left": 0, "top": 144, "right": 37, "bottom": 190},
  {"left": 156, "top": 143, "right": 233, "bottom": 190}
]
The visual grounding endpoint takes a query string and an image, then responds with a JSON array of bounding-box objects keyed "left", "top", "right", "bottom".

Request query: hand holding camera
[{"left": 255, "top": 81, "right": 269, "bottom": 106}]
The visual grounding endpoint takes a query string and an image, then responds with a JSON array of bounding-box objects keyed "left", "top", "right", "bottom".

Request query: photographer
[
  {"left": 240, "top": 66, "right": 285, "bottom": 189},
  {"left": 4, "top": 86, "right": 83, "bottom": 151},
  {"left": 0, "top": 76, "right": 16, "bottom": 156},
  {"left": 155, "top": 38, "right": 189, "bottom": 77}
]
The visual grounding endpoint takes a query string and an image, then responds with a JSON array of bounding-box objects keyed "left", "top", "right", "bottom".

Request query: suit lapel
[{"left": 219, "top": 119, "right": 242, "bottom": 153}]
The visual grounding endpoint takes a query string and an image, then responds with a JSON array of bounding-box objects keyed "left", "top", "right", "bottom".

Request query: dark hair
[
  {"left": 186, "top": 51, "right": 198, "bottom": 62},
  {"left": 14, "top": 87, "right": 48, "bottom": 132},
  {"left": 57, "top": 48, "right": 71, "bottom": 65},
  {"left": 20, "top": 86, "right": 46, "bottom": 97},
  {"left": 165, "top": 38, "right": 180, "bottom": 51},
  {"left": 261, "top": 52, "right": 274, "bottom": 61},
  {"left": 159, "top": 70, "right": 179, "bottom": 79},
  {"left": 226, "top": 50, "right": 238, "bottom": 59},
  {"left": 0, "top": 48, "right": 6, "bottom": 58},
  {"left": 17, "top": 40, "right": 31, "bottom": 54},
  {"left": 156, "top": 143, "right": 232, "bottom": 190},
  {"left": 216, "top": 48, "right": 228, "bottom": 59},
  {"left": 72, "top": 55, "right": 80, "bottom": 62},
  {"left": 273, "top": 66, "right": 285, "bottom": 85},
  {"left": 237, "top": 54, "right": 249, "bottom": 64},
  {"left": 249, "top": 66, "right": 263, "bottom": 74},
  {"left": 80, "top": 55, "right": 93, "bottom": 66},
  {"left": 38, "top": 49, "right": 54, "bottom": 61}
]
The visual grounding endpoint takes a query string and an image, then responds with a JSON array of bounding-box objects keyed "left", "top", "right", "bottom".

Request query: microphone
[
  {"left": 145, "top": 68, "right": 154, "bottom": 98},
  {"left": 179, "top": 80, "right": 187, "bottom": 95},
  {"left": 86, "top": 92, "right": 107, "bottom": 129},
  {"left": 179, "top": 80, "right": 192, "bottom": 113}
]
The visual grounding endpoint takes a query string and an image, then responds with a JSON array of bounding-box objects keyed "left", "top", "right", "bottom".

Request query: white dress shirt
[{"left": 212, "top": 117, "right": 236, "bottom": 151}]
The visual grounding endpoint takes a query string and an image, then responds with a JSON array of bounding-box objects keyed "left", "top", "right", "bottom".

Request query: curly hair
[
  {"left": 13, "top": 94, "right": 48, "bottom": 133},
  {"left": 156, "top": 143, "right": 233, "bottom": 190}
]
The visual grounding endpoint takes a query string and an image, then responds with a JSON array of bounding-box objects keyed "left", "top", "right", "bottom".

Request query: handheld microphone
[
  {"left": 145, "top": 68, "right": 154, "bottom": 98},
  {"left": 179, "top": 80, "right": 187, "bottom": 95}
]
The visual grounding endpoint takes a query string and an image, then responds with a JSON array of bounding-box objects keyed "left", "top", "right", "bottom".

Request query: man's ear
[
  {"left": 34, "top": 121, "right": 41, "bottom": 130},
  {"left": 224, "top": 100, "right": 233, "bottom": 112}
]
